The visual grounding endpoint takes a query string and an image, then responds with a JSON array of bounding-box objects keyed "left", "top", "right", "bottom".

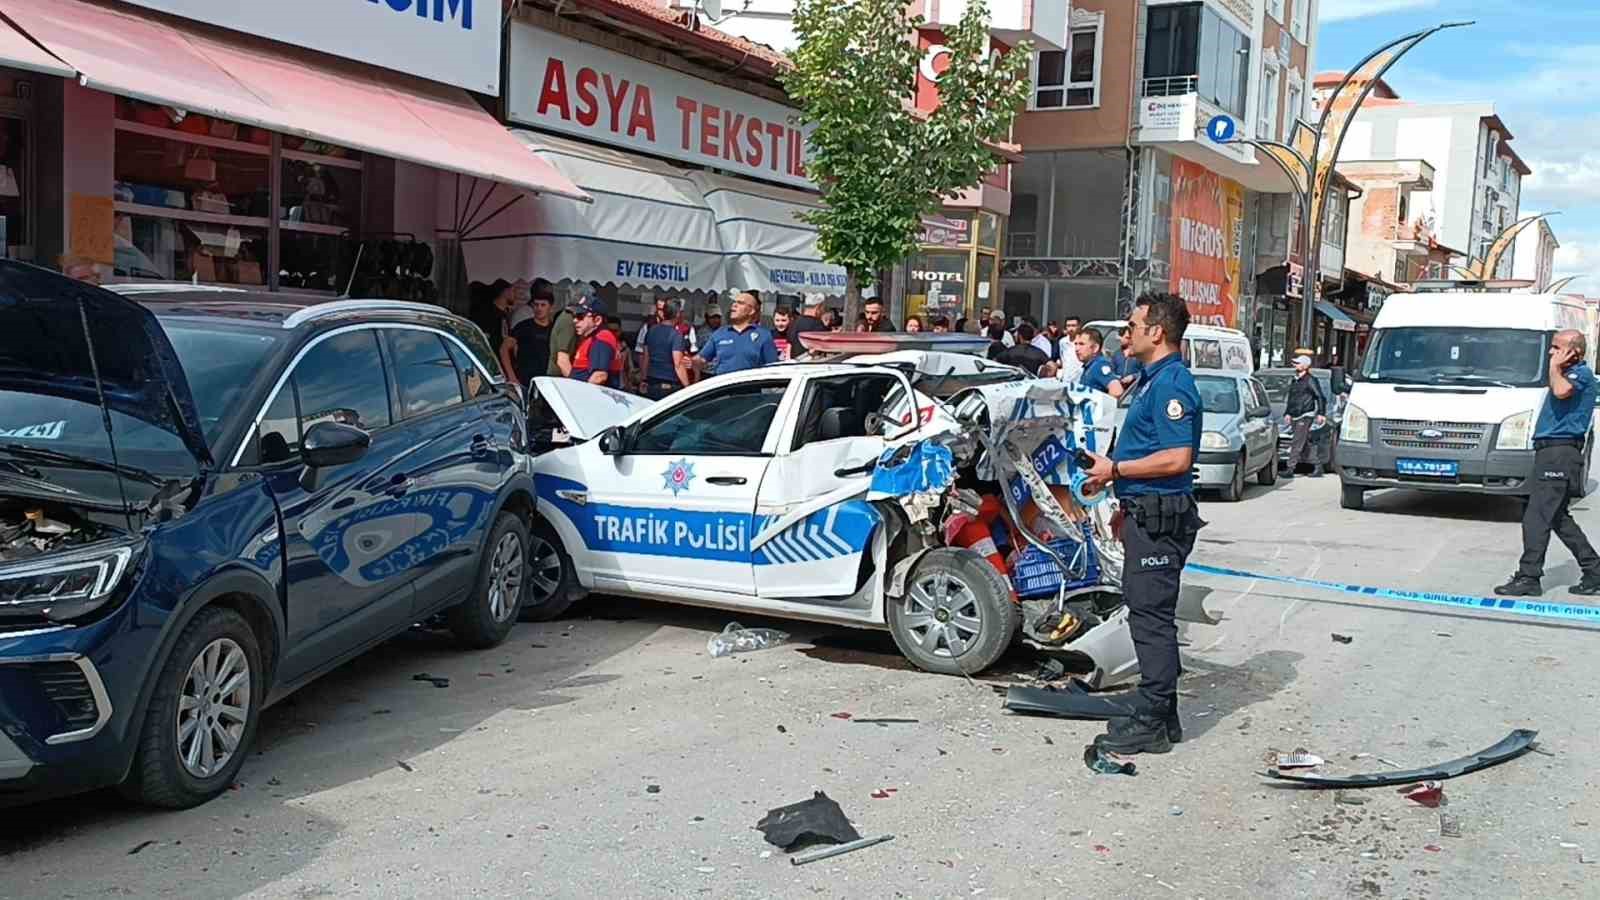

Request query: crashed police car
[{"left": 523, "top": 331, "right": 1141, "bottom": 683}]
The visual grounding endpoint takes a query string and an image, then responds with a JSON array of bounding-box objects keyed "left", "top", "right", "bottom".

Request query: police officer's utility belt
[
  {"left": 1119, "top": 494, "right": 1199, "bottom": 538},
  {"left": 1534, "top": 437, "right": 1584, "bottom": 450}
]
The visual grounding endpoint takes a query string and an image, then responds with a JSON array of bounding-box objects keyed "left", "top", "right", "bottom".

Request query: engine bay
[{"left": 0, "top": 500, "right": 114, "bottom": 564}]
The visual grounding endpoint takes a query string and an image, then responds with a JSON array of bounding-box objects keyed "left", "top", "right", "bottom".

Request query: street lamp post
[{"left": 1230, "top": 21, "right": 1471, "bottom": 352}]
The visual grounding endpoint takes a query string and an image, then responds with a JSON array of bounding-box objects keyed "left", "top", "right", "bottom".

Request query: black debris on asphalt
[
  {"left": 127, "top": 841, "right": 157, "bottom": 856},
  {"left": 411, "top": 674, "right": 450, "bottom": 688},
  {"left": 1331, "top": 633, "right": 1354, "bottom": 644},
  {"left": 755, "top": 791, "right": 862, "bottom": 851},
  {"left": 853, "top": 718, "right": 919, "bottom": 726},
  {"left": 396, "top": 760, "right": 415, "bottom": 773},
  {"left": 776, "top": 725, "right": 787, "bottom": 733},
  {"left": 1262, "top": 729, "right": 1538, "bottom": 787},
  {"left": 1083, "top": 744, "right": 1137, "bottom": 776},
  {"left": 646, "top": 784, "right": 661, "bottom": 794}
]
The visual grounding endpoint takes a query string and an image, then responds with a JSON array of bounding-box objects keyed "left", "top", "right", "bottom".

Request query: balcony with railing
[{"left": 1142, "top": 75, "right": 1200, "bottom": 98}]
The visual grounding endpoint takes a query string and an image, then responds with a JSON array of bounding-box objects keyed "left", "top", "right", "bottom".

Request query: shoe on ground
[
  {"left": 1166, "top": 711, "right": 1183, "bottom": 744},
  {"left": 1094, "top": 715, "right": 1173, "bottom": 755},
  {"left": 1571, "top": 573, "right": 1600, "bottom": 596},
  {"left": 1280, "top": 469, "right": 1296, "bottom": 480},
  {"left": 1309, "top": 465, "right": 1325, "bottom": 478},
  {"left": 1493, "top": 575, "right": 1542, "bottom": 597}
]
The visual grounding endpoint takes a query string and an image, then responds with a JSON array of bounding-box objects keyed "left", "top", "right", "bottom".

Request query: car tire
[
  {"left": 1257, "top": 451, "right": 1278, "bottom": 486},
  {"left": 518, "top": 519, "right": 585, "bottom": 622},
  {"left": 887, "top": 548, "right": 1020, "bottom": 676},
  {"left": 447, "top": 512, "right": 529, "bottom": 649},
  {"left": 1341, "top": 484, "right": 1365, "bottom": 511},
  {"left": 119, "top": 606, "right": 263, "bottom": 809},
  {"left": 1218, "top": 452, "right": 1245, "bottom": 502}
]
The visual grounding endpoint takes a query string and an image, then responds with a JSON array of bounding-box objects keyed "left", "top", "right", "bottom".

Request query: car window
[
  {"left": 793, "top": 374, "right": 899, "bottom": 450},
  {"left": 437, "top": 317, "right": 504, "bottom": 380},
  {"left": 1194, "top": 375, "right": 1241, "bottom": 414},
  {"left": 292, "top": 330, "right": 392, "bottom": 433},
  {"left": 444, "top": 338, "right": 487, "bottom": 400},
  {"left": 256, "top": 379, "right": 300, "bottom": 464},
  {"left": 386, "top": 329, "right": 464, "bottom": 419},
  {"left": 1191, "top": 339, "right": 1223, "bottom": 370},
  {"left": 633, "top": 382, "right": 787, "bottom": 455},
  {"left": 1249, "top": 379, "right": 1269, "bottom": 411}
]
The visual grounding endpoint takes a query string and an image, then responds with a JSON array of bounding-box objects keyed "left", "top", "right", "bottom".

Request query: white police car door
[
  {"left": 575, "top": 377, "right": 795, "bottom": 596},
  {"left": 752, "top": 371, "right": 904, "bottom": 600}
]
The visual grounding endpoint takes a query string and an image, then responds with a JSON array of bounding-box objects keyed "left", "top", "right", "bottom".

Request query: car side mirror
[
  {"left": 298, "top": 422, "right": 370, "bottom": 491},
  {"left": 597, "top": 425, "right": 628, "bottom": 456}
]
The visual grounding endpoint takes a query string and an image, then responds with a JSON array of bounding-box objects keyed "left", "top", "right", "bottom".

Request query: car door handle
[
  {"left": 385, "top": 475, "right": 413, "bottom": 497},
  {"left": 706, "top": 475, "right": 747, "bottom": 486}
]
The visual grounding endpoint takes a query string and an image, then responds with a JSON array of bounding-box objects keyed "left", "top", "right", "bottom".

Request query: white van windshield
[{"left": 1359, "top": 327, "right": 1548, "bottom": 388}]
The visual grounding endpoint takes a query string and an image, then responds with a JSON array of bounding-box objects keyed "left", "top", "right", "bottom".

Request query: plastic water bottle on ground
[{"left": 707, "top": 621, "right": 789, "bottom": 658}]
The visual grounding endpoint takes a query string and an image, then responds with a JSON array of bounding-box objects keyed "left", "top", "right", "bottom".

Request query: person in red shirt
[{"left": 570, "top": 295, "right": 622, "bottom": 386}]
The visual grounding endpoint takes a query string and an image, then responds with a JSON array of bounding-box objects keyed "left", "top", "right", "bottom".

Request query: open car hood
[
  {"left": 528, "top": 376, "right": 653, "bottom": 440},
  {"left": 0, "top": 260, "right": 212, "bottom": 467}
]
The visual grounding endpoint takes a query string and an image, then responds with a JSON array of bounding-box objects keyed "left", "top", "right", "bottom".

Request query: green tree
[{"left": 783, "top": 0, "right": 1032, "bottom": 321}]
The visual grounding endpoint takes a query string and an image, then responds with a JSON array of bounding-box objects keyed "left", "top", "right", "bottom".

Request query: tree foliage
[{"left": 782, "top": 0, "right": 1032, "bottom": 310}]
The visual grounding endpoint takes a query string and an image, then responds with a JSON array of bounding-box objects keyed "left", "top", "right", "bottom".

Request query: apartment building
[
  {"left": 1314, "top": 73, "right": 1530, "bottom": 278},
  {"left": 1513, "top": 216, "right": 1560, "bottom": 291}
]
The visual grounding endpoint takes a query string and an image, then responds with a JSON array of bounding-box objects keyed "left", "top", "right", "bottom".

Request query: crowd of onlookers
[{"left": 468, "top": 277, "right": 1141, "bottom": 399}]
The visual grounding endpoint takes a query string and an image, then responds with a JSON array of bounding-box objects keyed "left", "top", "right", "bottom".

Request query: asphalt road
[{"left": 4, "top": 471, "right": 1598, "bottom": 899}]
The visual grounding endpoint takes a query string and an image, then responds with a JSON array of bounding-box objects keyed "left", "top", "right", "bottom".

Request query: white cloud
[
  {"left": 1554, "top": 236, "right": 1600, "bottom": 280},
  {"left": 1318, "top": 0, "right": 1439, "bottom": 23}
]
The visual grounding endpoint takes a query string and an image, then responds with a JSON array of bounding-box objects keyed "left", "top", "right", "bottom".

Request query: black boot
[
  {"left": 1309, "top": 464, "right": 1325, "bottom": 478},
  {"left": 1571, "top": 571, "right": 1600, "bottom": 596},
  {"left": 1165, "top": 710, "right": 1183, "bottom": 744},
  {"left": 1493, "top": 575, "right": 1542, "bottom": 597},
  {"left": 1094, "top": 714, "right": 1173, "bottom": 755}
]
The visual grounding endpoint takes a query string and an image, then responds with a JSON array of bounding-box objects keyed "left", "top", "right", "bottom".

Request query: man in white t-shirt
[{"left": 1056, "top": 317, "right": 1085, "bottom": 383}]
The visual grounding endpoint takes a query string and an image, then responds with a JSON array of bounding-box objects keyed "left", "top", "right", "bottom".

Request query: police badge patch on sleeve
[{"left": 1166, "top": 399, "right": 1184, "bottom": 420}]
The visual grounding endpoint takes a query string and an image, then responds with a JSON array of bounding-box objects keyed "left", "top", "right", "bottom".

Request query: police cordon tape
[{"left": 1185, "top": 561, "right": 1600, "bottom": 627}]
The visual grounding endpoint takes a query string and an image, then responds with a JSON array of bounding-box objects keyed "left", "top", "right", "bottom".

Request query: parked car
[
  {"left": 1, "top": 263, "right": 531, "bottom": 810},
  {"left": 520, "top": 332, "right": 1142, "bottom": 685},
  {"left": 1258, "top": 368, "right": 1346, "bottom": 474},
  {"left": 1192, "top": 369, "right": 1278, "bottom": 501},
  {"left": 1083, "top": 320, "right": 1255, "bottom": 373}
]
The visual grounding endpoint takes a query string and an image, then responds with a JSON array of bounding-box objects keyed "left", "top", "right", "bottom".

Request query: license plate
[{"left": 1396, "top": 458, "right": 1458, "bottom": 478}]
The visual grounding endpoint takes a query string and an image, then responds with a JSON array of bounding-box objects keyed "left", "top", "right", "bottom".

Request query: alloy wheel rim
[
  {"left": 488, "top": 531, "right": 525, "bottom": 622},
  {"left": 903, "top": 571, "right": 982, "bottom": 658},
  {"left": 526, "top": 535, "right": 563, "bottom": 606},
  {"left": 176, "top": 638, "right": 251, "bottom": 779}
]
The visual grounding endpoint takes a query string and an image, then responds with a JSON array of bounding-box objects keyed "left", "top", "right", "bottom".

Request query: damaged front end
[{"left": 869, "top": 375, "right": 1138, "bottom": 687}]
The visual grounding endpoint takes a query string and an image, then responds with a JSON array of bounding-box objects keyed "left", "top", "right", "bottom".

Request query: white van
[
  {"left": 1084, "top": 320, "right": 1254, "bottom": 373},
  {"left": 1336, "top": 290, "right": 1594, "bottom": 511}
]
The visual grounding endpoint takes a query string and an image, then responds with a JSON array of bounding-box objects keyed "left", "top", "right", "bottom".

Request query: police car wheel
[
  {"left": 888, "top": 548, "right": 1019, "bottom": 676},
  {"left": 519, "top": 519, "right": 584, "bottom": 622},
  {"left": 448, "top": 512, "right": 529, "bottom": 649}
]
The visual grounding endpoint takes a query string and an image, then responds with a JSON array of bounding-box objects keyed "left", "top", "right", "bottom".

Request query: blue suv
[{"left": 0, "top": 262, "right": 534, "bottom": 808}]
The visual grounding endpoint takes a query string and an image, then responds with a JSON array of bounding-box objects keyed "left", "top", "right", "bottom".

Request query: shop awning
[
  {"left": 461, "top": 131, "right": 727, "bottom": 292},
  {"left": 2, "top": 0, "right": 587, "bottom": 201},
  {"left": 691, "top": 172, "right": 847, "bottom": 298},
  {"left": 1314, "top": 300, "right": 1358, "bottom": 333},
  {"left": 0, "top": 13, "right": 70, "bottom": 77}
]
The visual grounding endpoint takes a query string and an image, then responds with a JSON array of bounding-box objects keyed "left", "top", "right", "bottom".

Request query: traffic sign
[{"left": 1206, "top": 115, "right": 1237, "bottom": 143}]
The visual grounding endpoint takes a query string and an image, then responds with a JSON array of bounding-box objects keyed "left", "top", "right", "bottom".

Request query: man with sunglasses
[
  {"left": 1081, "top": 292, "right": 1204, "bottom": 757},
  {"left": 569, "top": 295, "right": 622, "bottom": 387},
  {"left": 697, "top": 290, "right": 778, "bottom": 376}
]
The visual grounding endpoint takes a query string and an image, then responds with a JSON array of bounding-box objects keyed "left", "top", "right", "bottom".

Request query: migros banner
[{"left": 1169, "top": 159, "right": 1244, "bottom": 328}]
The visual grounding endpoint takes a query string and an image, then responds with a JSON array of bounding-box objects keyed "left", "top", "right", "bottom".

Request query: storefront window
[
  {"left": 906, "top": 250, "right": 971, "bottom": 322},
  {"left": 977, "top": 212, "right": 999, "bottom": 251},
  {"left": 111, "top": 99, "right": 362, "bottom": 291},
  {"left": 0, "top": 116, "right": 27, "bottom": 256}
]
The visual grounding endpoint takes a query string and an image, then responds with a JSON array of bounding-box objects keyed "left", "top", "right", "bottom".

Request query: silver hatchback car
[{"left": 1191, "top": 368, "right": 1279, "bottom": 501}]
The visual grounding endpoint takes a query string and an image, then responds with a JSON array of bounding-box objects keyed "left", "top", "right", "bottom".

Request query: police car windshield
[
  {"left": 1359, "top": 327, "right": 1548, "bottom": 388},
  {"left": 1194, "top": 376, "right": 1241, "bottom": 414}
]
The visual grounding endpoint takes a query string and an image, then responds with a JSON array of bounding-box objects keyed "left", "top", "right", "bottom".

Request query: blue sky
[{"left": 1318, "top": 0, "right": 1598, "bottom": 283}]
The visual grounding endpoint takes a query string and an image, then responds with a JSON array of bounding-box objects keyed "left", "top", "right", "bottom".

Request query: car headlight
[
  {"left": 0, "top": 539, "right": 140, "bottom": 621},
  {"left": 1495, "top": 410, "right": 1534, "bottom": 451},
  {"left": 1343, "top": 404, "right": 1370, "bottom": 443},
  {"left": 1200, "top": 430, "right": 1231, "bottom": 451}
]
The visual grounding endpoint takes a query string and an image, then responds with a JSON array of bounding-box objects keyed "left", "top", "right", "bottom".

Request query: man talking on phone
[{"left": 1495, "top": 329, "right": 1600, "bottom": 597}]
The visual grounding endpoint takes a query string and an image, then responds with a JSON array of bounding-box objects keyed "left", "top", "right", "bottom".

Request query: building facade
[
  {"left": 1513, "top": 216, "right": 1559, "bottom": 291},
  {"left": 1313, "top": 73, "right": 1530, "bottom": 276}
]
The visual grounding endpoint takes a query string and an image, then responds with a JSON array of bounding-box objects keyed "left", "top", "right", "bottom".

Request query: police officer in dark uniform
[
  {"left": 1083, "top": 292, "right": 1204, "bottom": 755},
  {"left": 1495, "top": 328, "right": 1600, "bottom": 597}
]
